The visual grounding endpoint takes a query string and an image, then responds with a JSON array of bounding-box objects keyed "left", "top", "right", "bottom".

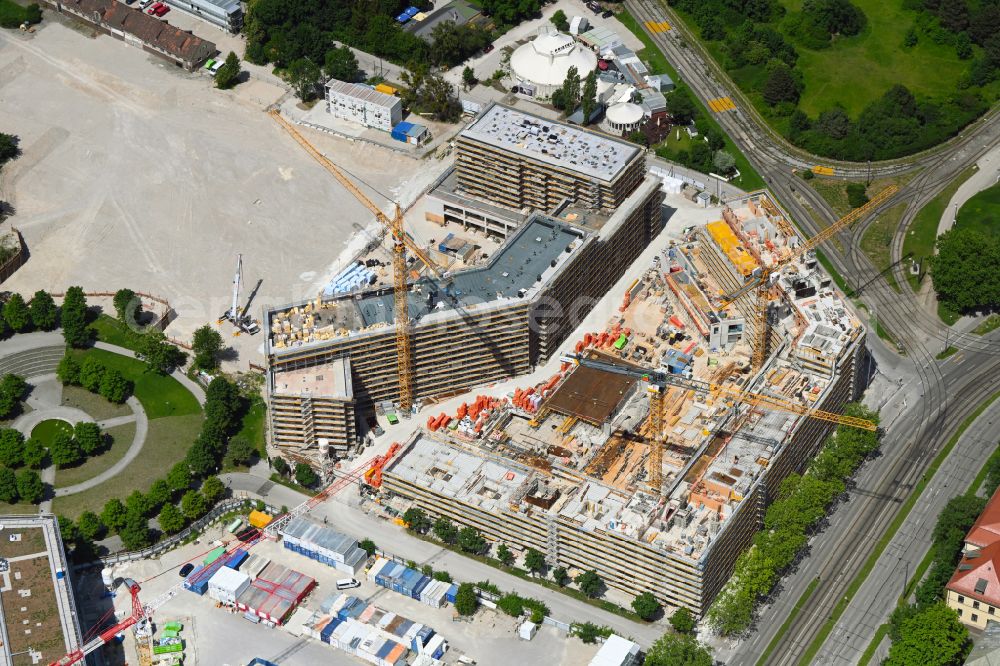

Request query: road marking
[
  {"left": 644, "top": 20, "right": 671, "bottom": 33},
  {"left": 708, "top": 97, "right": 736, "bottom": 113},
  {"left": 812, "top": 165, "right": 835, "bottom": 176}
]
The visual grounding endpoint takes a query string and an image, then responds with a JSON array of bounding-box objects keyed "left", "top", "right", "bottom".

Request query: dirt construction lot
[{"left": 0, "top": 20, "right": 447, "bottom": 352}]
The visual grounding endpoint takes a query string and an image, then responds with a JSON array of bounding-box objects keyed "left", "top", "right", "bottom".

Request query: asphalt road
[{"left": 623, "top": 2, "right": 1000, "bottom": 663}]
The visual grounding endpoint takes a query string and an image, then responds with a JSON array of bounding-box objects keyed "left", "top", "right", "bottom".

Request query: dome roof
[
  {"left": 511, "top": 31, "right": 598, "bottom": 87},
  {"left": 607, "top": 102, "right": 644, "bottom": 125}
]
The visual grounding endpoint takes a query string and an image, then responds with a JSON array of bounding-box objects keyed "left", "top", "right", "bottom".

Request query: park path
[{"left": 936, "top": 141, "right": 1000, "bottom": 238}]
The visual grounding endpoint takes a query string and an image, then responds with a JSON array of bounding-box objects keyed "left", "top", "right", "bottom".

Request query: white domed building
[
  {"left": 510, "top": 29, "right": 598, "bottom": 98},
  {"left": 605, "top": 101, "right": 645, "bottom": 133}
]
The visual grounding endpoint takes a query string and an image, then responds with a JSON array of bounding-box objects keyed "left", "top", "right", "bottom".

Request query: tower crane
[
  {"left": 269, "top": 110, "right": 442, "bottom": 413},
  {"left": 721, "top": 186, "right": 898, "bottom": 370},
  {"left": 50, "top": 579, "right": 145, "bottom": 666},
  {"left": 563, "top": 354, "right": 877, "bottom": 495},
  {"left": 218, "top": 254, "right": 261, "bottom": 335}
]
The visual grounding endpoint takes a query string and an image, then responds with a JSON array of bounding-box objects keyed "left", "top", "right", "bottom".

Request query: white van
[{"left": 336, "top": 578, "right": 360, "bottom": 590}]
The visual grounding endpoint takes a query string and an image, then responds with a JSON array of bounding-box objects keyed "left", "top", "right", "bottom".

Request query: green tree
[
  {"left": 287, "top": 58, "right": 322, "bottom": 101},
  {"left": 215, "top": 51, "right": 242, "bottom": 89},
  {"left": 29, "top": 291, "right": 58, "bottom": 331},
  {"left": 79, "top": 357, "right": 105, "bottom": 392},
  {"left": 22, "top": 438, "right": 46, "bottom": 469},
  {"left": 74, "top": 422, "right": 103, "bottom": 456},
  {"left": 574, "top": 570, "right": 604, "bottom": 598},
  {"left": 762, "top": 63, "right": 800, "bottom": 105},
  {"left": 0, "top": 133, "right": 19, "bottom": 164},
  {"left": 146, "top": 479, "right": 171, "bottom": 511},
  {"left": 458, "top": 526, "right": 487, "bottom": 554},
  {"left": 61, "top": 287, "right": 90, "bottom": 348},
  {"left": 403, "top": 507, "right": 430, "bottom": 533},
  {"left": 497, "top": 543, "right": 514, "bottom": 566},
  {"left": 272, "top": 456, "right": 290, "bottom": 476},
  {"left": 885, "top": 603, "right": 969, "bottom": 666},
  {"left": 670, "top": 607, "right": 696, "bottom": 634},
  {"left": 186, "top": 438, "right": 218, "bottom": 478},
  {"left": 201, "top": 476, "right": 226, "bottom": 504},
  {"left": 0, "top": 467, "right": 18, "bottom": 503},
  {"left": 15, "top": 469, "right": 43, "bottom": 504},
  {"left": 167, "top": 461, "right": 192, "bottom": 492},
  {"left": 138, "top": 331, "right": 184, "bottom": 375},
  {"left": 667, "top": 86, "right": 697, "bottom": 125},
  {"left": 50, "top": 432, "right": 83, "bottom": 468},
  {"left": 433, "top": 516, "right": 458, "bottom": 544},
  {"left": 101, "top": 498, "right": 128, "bottom": 532},
  {"left": 324, "top": 45, "right": 360, "bottom": 82},
  {"left": 359, "top": 538, "right": 377, "bottom": 557},
  {"left": 572, "top": 621, "right": 606, "bottom": 644},
  {"left": 713, "top": 150, "right": 737, "bottom": 175},
  {"left": 644, "top": 632, "right": 713, "bottom": 666},
  {"left": 157, "top": 502, "right": 186, "bottom": 535},
  {"left": 846, "top": 182, "right": 869, "bottom": 208},
  {"left": 77, "top": 511, "right": 104, "bottom": 540},
  {"left": 903, "top": 26, "right": 918, "bottom": 47},
  {"left": 432, "top": 570, "right": 452, "bottom": 582},
  {"left": 192, "top": 325, "right": 224, "bottom": 372},
  {"left": 120, "top": 511, "right": 152, "bottom": 550},
  {"left": 224, "top": 435, "right": 257, "bottom": 466},
  {"left": 0, "top": 429, "right": 25, "bottom": 467},
  {"left": 3, "top": 293, "right": 30, "bottom": 333},
  {"left": 550, "top": 8, "right": 569, "bottom": 31},
  {"left": 558, "top": 66, "right": 581, "bottom": 116},
  {"left": 552, "top": 566, "right": 569, "bottom": 586},
  {"left": 294, "top": 462, "right": 319, "bottom": 487},
  {"left": 420, "top": 73, "right": 463, "bottom": 122},
  {"left": 632, "top": 591, "right": 661, "bottom": 620},
  {"left": 56, "top": 355, "right": 80, "bottom": 386},
  {"left": 462, "top": 66, "right": 477, "bottom": 90},
  {"left": 454, "top": 582, "right": 478, "bottom": 616},
  {"left": 181, "top": 490, "right": 208, "bottom": 520},
  {"left": 99, "top": 368, "right": 131, "bottom": 404},
  {"left": 125, "top": 490, "right": 152, "bottom": 518},
  {"left": 524, "top": 548, "right": 546, "bottom": 575},
  {"left": 497, "top": 592, "right": 524, "bottom": 617},
  {"left": 112, "top": 288, "right": 140, "bottom": 325},
  {"left": 931, "top": 227, "right": 1000, "bottom": 313},
  {"left": 956, "top": 32, "right": 973, "bottom": 59},
  {"left": 581, "top": 70, "right": 598, "bottom": 125}
]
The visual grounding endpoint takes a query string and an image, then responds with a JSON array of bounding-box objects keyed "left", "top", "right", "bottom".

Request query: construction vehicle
[
  {"left": 218, "top": 254, "right": 261, "bottom": 335},
  {"left": 270, "top": 110, "right": 443, "bottom": 413},
  {"left": 50, "top": 579, "right": 145, "bottom": 666},
  {"left": 562, "top": 354, "right": 877, "bottom": 495},
  {"left": 721, "top": 186, "right": 898, "bottom": 371}
]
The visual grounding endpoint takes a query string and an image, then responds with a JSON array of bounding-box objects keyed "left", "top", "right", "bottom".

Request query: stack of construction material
[
  {"left": 235, "top": 562, "right": 315, "bottom": 625},
  {"left": 323, "top": 262, "right": 378, "bottom": 296},
  {"left": 280, "top": 516, "right": 369, "bottom": 576}
]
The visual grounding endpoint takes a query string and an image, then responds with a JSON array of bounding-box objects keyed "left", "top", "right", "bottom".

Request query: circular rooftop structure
[
  {"left": 511, "top": 30, "right": 598, "bottom": 95},
  {"left": 606, "top": 102, "right": 645, "bottom": 131}
]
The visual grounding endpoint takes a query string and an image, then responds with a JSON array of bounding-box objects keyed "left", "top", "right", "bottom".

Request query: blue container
[
  {"left": 432, "top": 644, "right": 445, "bottom": 659},
  {"left": 395, "top": 11, "right": 409, "bottom": 22},
  {"left": 225, "top": 549, "right": 248, "bottom": 569},
  {"left": 320, "top": 619, "right": 340, "bottom": 643},
  {"left": 445, "top": 584, "right": 458, "bottom": 603},
  {"left": 411, "top": 576, "right": 430, "bottom": 600},
  {"left": 391, "top": 122, "right": 415, "bottom": 142},
  {"left": 404, "top": 6, "right": 419, "bottom": 16},
  {"left": 376, "top": 642, "right": 395, "bottom": 660}
]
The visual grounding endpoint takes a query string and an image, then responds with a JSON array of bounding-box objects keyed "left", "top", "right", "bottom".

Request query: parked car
[
  {"left": 586, "top": 1, "right": 600, "bottom": 13},
  {"left": 154, "top": 4, "right": 170, "bottom": 15},
  {"left": 139, "top": 0, "right": 155, "bottom": 8},
  {"left": 146, "top": 2, "right": 162, "bottom": 13},
  {"left": 601, "top": 9, "right": 613, "bottom": 17},
  {"left": 336, "top": 578, "right": 361, "bottom": 590},
  {"left": 209, "top": 60, "right": 223, "bottom": 73},
  {"left": 483, "top": 43, "right": 495, "bottom": 54},
  {"left": 203, "top": 58, "right": 216, "bottom": 71},
  {"left": 179, "top": 563, "right": 195, "bottom": 578}
]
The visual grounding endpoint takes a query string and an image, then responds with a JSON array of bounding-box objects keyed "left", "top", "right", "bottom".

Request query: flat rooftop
[
  {"left": 0, "top": 515, "right": 81, "bottom": 666},
  {"left": 546, "top": 355, "right": 639, "bottom": 425},
  {"left": 460, "top": 104, "right": 640, "bottom": 182},
  {"left": 268, "top": 214, "right": 585, "bottom": 351},
  {"left": 325, "top": 80, "right": 400, "bottom": 110},
  {"left": 272, "top": 358, "right": 352, "bottom": 399}
]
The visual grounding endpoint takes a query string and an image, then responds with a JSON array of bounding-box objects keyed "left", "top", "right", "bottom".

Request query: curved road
[{"left": 623, "top": 3, "right": 1000, "bottom": 664}]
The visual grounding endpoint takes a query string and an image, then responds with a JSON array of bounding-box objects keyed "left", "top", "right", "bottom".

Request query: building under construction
[
  {"left": 376, "top": 197, "right": 869, "bottom": 616},
  {"left": 265, "top": 174, "right": 664, "bottom": 467}
]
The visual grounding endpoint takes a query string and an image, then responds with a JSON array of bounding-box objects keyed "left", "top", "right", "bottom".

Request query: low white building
[
  {"left": 510, "top": 28, "right": 597, "bottom": 97},
  {"left": 589, "top": 634, "right": 642, "bottom": 666},
  {"left": 325, "top": 79, "right": 403, "bottom": 132},
  {"left": 207, "top": 567, "right": 251, "bottom": 605}
]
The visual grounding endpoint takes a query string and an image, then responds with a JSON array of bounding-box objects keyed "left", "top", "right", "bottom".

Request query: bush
[
  {"left": 632, "top": 591, "right": 661, "bottom": 620},
  {"left": 496, "top": 593, "right": 524, "bottom": 617},
  {"left": 846, "top": 182, "right": 869, "bottom": 208},
  {"left": 571, "top": 621, "right": 612, "bottom": 644},
  {"left": 670, "top": 606, "right": 696, "bottom": 633},
  {"left": 294, "top": 462, "right": 319, "bottom": 488},
  {"left": 574, "top": 570, "right": 604, "bottom": 598},
  {"left": 454, "top": 582, "right": 478, "bottom": 616}
]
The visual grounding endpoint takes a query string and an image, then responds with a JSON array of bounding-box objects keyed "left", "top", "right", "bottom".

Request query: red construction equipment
[{"left": 51, "top": 578, "right": 144, "bottom": 666}]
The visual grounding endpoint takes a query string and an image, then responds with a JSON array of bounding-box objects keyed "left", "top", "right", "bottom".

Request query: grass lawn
[
  {"left": 60, "top": 385, "right": 131, "bottom": 421},
  {"left": 30, "top": 419, "right": 73, "bottom": 446},
  {"left": 53, "top": 422, "right": 136, "bottom": 488},
  {"left": 936, "top": 345, "right": 958, "bottom": 360},
  {"left": 902, "top": 165, "right": 978, "bottom": 290},
  {"left": 859, "top": 203, "right": 906, "bottom": 293},
  {"left": 955, "top": 182, "right": 1000, "bottom": 236},
  {"left": 237, "top": 402, "right": 266, "bottom": 456},
  {"left": 618, "top": 9, "right": 766, "bottom": 192},
  {"left": 0, "top": 0, "right": 37, "bottom": 27},
  {"left": 52, "top": 413, "right": 203, "bottom": 518},
  {"left": 69, "top": 348, "right": 200, "bottom": 419},
  {"left": 88, "top": 314, "right": 141, "bottom": 352},
  {"left": 937, "top": 300, "right": 962, "bottom": 326},
  {"left": 973, "top": 314, "right": 1000, "bottom": 336}
]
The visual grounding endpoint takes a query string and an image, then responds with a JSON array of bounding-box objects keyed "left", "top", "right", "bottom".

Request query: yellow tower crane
[
  {"left": 722, "top": 185, "right": 899, "bottom": 371},
  {"left": 269, "top": 110, "right": 441, "bottom": 413}
]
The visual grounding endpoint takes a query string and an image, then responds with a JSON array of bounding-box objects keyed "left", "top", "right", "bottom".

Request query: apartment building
[
  {"left": 947, "top": 487, "right": 1000, "bottom": 630},
  {"left": 325, "top": 80, "right": 403, "bottom": 132}
]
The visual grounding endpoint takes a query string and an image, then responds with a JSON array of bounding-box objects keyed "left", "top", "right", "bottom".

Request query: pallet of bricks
[
  {"left": 301, "top": 593, "right": 448, "bottom": 665},
  {"left": 368, "top": 557, "right": 458, "bottom": 607}
]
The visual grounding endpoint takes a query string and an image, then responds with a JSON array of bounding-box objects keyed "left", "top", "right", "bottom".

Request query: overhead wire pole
[
  {"left": 721, "top": 185, "right": 899, "bottom": 370},
  {"left": 268, "top": 109, "right": 444, "bottom": 412}
]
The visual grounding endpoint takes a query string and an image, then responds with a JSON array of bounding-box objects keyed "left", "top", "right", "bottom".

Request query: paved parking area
[
  {"left": 0, "top": 21, "right": 444, "bottom": 353},
  {"left": 103, "top": 531, "right": 599, "bottom": 666}
]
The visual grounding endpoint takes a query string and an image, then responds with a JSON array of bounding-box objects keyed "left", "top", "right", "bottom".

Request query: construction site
[{"left": 373, "top": 188, "right": 889, "bottom": 616}]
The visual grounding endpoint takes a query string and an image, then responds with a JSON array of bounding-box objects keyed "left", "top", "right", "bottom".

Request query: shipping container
[
  {"left": 225, "top": 548, "right": 248, "bottom": 570},
  {"left": 152, "top": 643, "right": 183, "bottom": 655},
  {"left": 248, "top": 510, "right": 272, "bottom": 528},
  {"left": 203, "top": 546, "right": 226, "bottom": 566},
  {"left": 162, "top": 621, "right": 183, "bottom": 632},
  {"left": 445, "top": 584, "right": 458, "bottom": 603},
  {"left": 226, "top": 518, "right": 243, "bottom": 533}
]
